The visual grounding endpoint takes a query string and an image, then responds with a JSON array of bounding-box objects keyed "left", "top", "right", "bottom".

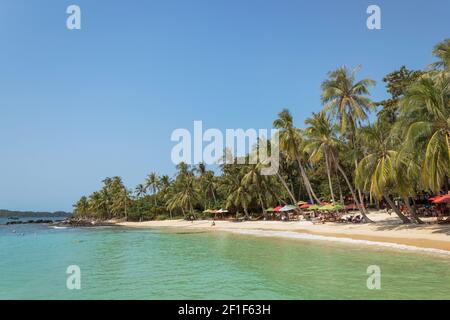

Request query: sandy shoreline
[{"left": 115, "top": 212, "right": 450, "bottom": 254}]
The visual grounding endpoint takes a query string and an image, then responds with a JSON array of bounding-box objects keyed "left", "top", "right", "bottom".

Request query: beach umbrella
[
  {"left": 217, "top": 209, "right": 229, "bottom": 213},
  {"left": 273, "top": 205, "right": 284, "bottom": 213},
  {"left": 297, "top": 201, "right": 308, "bottom": 205},
  {"left": 265, "top": 208, "right": 275, "bottom": 213},
  {"left": 319, "top": 204, "right": 336, "bottom": 211},
  {"left": 280, "top": 205, "right": 298, "bottom": 212},
  {"left": 299, "top": 203, "right": 311, "bottom": 209},
  {"left": 308, "top": 205, "right": 321, "bottom": 210},
  {"left": 433, "top": 195, "right": 450, "bottom": 204},
  {"left": 334, "top": 204, "right": 345, "bottom": 210}
]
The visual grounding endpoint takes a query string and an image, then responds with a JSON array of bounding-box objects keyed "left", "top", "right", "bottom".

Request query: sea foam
[{"left": 223, "top": 228, "right": 450, "bottom": 256}]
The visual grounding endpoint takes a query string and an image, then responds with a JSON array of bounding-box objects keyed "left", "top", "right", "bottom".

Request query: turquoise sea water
[{"left": 0, "top": 220, "right": 449, "bottom": 299}]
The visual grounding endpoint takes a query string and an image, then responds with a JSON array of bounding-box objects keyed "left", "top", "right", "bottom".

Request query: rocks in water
[
  {"left": 5, "top": 218, "right": 115, "bottom": 227},
  {"left": 6, "top": 219, "right": 54, "bottom": 225},
  {"left": 53, "top": 218, "right": 115, "bottom": 227}
]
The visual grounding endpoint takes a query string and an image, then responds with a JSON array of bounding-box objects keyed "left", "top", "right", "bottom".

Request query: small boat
[{"left": 7, "top": 217, "right": 19, "bottom": 220}]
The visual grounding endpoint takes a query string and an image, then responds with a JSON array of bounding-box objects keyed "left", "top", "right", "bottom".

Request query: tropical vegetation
[{"left": 74, "top": 40, "right": 450, "bottom": 224}]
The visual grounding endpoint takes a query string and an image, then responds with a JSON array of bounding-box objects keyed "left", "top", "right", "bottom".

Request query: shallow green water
[{"left": 0, "top": 223, "right": 449, "bottom": 299}]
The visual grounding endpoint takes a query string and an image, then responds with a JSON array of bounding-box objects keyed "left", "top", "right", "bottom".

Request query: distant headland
[{"left": 0, "top": 209, "right": 72, "bottom": 218}]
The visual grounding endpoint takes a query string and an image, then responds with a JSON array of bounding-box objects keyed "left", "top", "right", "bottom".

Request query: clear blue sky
[{"left": 0, "top": 0, "right": 449, "bottom": 212}]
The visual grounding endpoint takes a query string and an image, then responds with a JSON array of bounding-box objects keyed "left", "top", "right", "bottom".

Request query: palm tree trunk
[
  {"left": 335, "top": 160, "right": 372, "bottom": 223},
  {"left": 337, "top": 179, "right": 344, "bottom": 204},
  {"left": 243, "top": 204, "right": 249, "bottom": 220},
  {"left": 258, "top": 193, "right": 266, "bottom": 216},
  {"left": 383, "top": 193, "right": 411, "bottom": 223},
  {"left": 325, "top": 152, "right": 335, "bottom": 203},
  {"left": 403, "top": 196, "right": 424, "bottom": 224},
  {"left": 296, "top": 157, "right": 320, "bottom": 204},
  {"left": 276, "top": 171, "right": 298, "bottom": 205},
  {"left": 353, "top": 159, "right": 366, "bottom": 208},
  {"left": 212, "top": 189, "right": 217, "bottom": 206}
]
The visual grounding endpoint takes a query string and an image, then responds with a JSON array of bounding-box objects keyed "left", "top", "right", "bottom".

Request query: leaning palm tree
[
  {"left": 399, "top": 73, "right": 450, "bottom": 192},
  {"left": 304, "top": 112, "right": 338, "bottom": 203},
  {"left": 355, "top": 122, "right": 411, "bottom": 223},
  {"left": 273, "top": 109, "right": 320, "bottom": 204}
]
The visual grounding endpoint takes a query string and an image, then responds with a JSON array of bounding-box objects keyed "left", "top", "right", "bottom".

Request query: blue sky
[{"left": 0, "top": 0, "right": 449, "bottom": 211}]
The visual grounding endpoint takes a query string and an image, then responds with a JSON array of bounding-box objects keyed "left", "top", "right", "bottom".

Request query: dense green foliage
[{"left": 74, "top": 40, "right": 450, "bottom": 224}]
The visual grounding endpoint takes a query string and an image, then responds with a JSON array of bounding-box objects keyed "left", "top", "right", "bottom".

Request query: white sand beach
[{"left": 115, "top": 211, "right": 450, "bottom": 253}]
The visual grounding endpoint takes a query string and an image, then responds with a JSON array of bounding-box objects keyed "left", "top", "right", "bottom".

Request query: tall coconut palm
[
  {"left": 321, "top": 66, "right": 376, "bottom": 206},
  {"left": 355, "top": 122, "right": 411, "bottom": 223},
  {"left": 273, "top": 109, "right": 320, "bottom": 204},
  {"left": 399, "top": 73, "right": 450, "bottom": 192},
  {"left": 304, "top": 112, "right": 339, "bottom": 203},
  {"left": 145, "top": 172, "right": 160, "bottom": 205}
]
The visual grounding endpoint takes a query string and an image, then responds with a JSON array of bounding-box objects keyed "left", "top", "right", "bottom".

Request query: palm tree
[
  {"left": 399, "top": 73, "right": 450, "bottom": 192},
  {"left": 394, "top": 150, "right": 424, "bottom": 224},
  {"left": 321, "top": 66, "right": 376, "bottom": 207},
  {"left": 321, "top": 66, "right": 375, "bottom": 135},
  {"left": 135, "top": 184, "right": 146, "bottom": 198},
  {"left": 355, "top": 122, "right": 411, "bottom": 223},
  {"left": 430, "top": 39, "right": 450, "bottom": 71},
  {"left": 168, "top": 176, "right": 199, "bottom": 218},
  {"left": 226, "top": 176, "right": 252, "bottom": 219},
  {"left": 73, "top": 196, "right": 89, "bottom": 217},
  {"left": 112, "top": 187, "right": 131, "bottom": 220},
  {"left": 301, "top": 113, "right": 372, "bottom": 222},
  {"left": 304, "top": 112, "right": 338, "bottom": 203},
  {"left": 145, "top": 172, "right": 160, "bottom": 205},
  {"left": 273, "top": 109, "right": 320, "bottom": 204},
  {"left": 242, "top": 163, "right": 267, "bottom": 214}
]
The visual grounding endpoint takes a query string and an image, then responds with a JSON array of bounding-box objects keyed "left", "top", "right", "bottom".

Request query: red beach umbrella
[
  {"left": 273, "top": 206, "right": 284, "bottom": 213},
  {"left": 433, "top": 195, "right": 450, "bottom": 204},
  {"left": 299, "top": 204, "right": 311, "bottom": 209}
]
